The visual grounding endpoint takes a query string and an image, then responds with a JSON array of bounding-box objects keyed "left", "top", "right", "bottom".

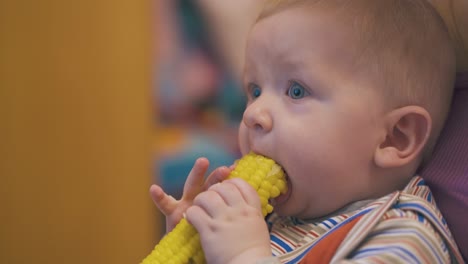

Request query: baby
[{"left": 151, "top": 0, "right": 465, "bottom": 263}]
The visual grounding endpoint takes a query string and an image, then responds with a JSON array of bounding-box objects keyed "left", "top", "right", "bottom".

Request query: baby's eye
[
  {"left": 287, "top": 82, "right": 309, "bottom": 99},
  {"left": 250, "top": 84, "right": 262, "bottom": 99}
]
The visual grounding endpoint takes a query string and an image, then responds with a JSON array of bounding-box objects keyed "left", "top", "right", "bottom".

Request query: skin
[
  {"left": 151, "top": 6, "right": 432, "bottom": 264},
  {"left": 149, "top": 158, "right": 232, "bottom": 231},
  {"left": 238, "top": 7, "right": 391, "bottom": 219}
]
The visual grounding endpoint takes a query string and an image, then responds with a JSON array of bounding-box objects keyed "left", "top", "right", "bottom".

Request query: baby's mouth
[
  {"left": 250, "top": 152, "right": 290, "bottom": 206},
  {"left": 270, "top": 171, "right": 291, "bottom": 206}
]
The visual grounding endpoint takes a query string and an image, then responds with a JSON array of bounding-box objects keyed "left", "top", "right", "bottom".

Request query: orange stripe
[
  {"left": 299, "top": 216, "right": 363, "bottom": 263},
  {"left": 271, "top": 242, "right": 286, "bottom": 254},
  {"left": 291, "top": 226, "right": 307, "bottom": 236},
  {"left": 274, "top": 232, "right": 297, "bottom": 248},
  {"left": 307, "top": 230, "right": 320, "bottom": 238}
]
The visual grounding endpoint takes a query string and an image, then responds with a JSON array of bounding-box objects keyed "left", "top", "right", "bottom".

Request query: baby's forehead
[
  {"left": 250, "top": 7, "right": 354, "bottom": 46},
  {"left": 245, "top": 8, "right": 375, "bottom": 93},
  {"left": 247, "top": 7, "right": 362, "bottom": 66},
  {"left": 251, "top": 5, "right": 375, "bottom": 53}
]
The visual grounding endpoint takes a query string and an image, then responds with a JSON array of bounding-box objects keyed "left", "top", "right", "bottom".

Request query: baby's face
[{"left": 239, "top": 7, "right": 387, "bottom": 219}]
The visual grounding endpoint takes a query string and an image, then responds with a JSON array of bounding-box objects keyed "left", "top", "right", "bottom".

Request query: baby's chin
[
  {"left": 272, "top": 197, "right": 331, "bottom": 220},
  {"left": 274, "top": 207, "right": 320, "bottom": 220}
]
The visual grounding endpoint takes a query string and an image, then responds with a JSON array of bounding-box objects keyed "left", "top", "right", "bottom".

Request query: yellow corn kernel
[{"left": 141, "top": 152, "right": 287, "bottom": 264}]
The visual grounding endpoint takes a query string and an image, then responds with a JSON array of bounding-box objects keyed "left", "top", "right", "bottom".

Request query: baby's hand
[
  {"left": 149, "top": 158, "right": 232, "bottom": 231},
  {"left": 186, "top": 178, "right": 272, "bottom": 264}
]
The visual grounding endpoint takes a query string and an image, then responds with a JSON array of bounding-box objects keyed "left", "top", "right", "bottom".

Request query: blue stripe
[
  {"left": 271, "top": 234, "right": 293, "bottom": 251},
  {"left": 328, "top": 218, "right": 338, "bottom": 225},
  {"left": 354, "top": 246, "right": 420, "bottom": 263},
  {"left": 393, "top": 203, "right": 445, "bottom": 232},
  {"left": 370, "top": 228, "right": 444, "bottom": 263},
  {"left": 441, "top": 217, "right": 447, "bottom": 225},
  {"left": 417, "top": 213, "right": 424, "bottom": 223},
  {"left": 285, "top": 208, "right": 373, "bottom": 264},
  {"left": 351, "top": 246, "right": 415, "bottom": 263},
  {"left": 322, "top": 221, "right": 332, "bottom": 229}
]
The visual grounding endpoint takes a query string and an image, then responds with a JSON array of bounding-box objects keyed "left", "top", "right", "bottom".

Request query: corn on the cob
[{"left": 141, "top": 152, "right": 287, "bottom": 264}]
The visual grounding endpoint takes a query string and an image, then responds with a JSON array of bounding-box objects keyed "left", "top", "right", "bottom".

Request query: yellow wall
[{"left": 0, "top": 0, "right": 161, "bottom": 263}]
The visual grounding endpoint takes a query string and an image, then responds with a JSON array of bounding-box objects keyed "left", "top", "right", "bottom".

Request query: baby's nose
[{"left": 242, "top": 100, "right": 273, "bottom": 132}]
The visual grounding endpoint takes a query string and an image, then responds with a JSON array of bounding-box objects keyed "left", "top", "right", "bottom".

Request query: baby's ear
[{"left": 374, "top": 106, "right": 431, "bottom": 168}]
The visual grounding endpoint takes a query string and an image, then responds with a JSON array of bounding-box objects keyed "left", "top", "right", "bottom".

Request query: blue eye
[
  {"left": 251, "top": 85, "right": 262, "bottom": 98},
  {"left": 288, "top": 82, "right": 308, "bottom": 99}
]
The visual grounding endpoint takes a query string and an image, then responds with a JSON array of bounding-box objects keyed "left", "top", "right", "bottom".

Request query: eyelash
[
  {"left": 246, "top": 83, "right": 262, "bottom": 100},
  {"left": 246, "top": 81, "right": 310, "bottom": 100},
  {"left": 286, "top": 81, "right": 310, "bottom": 99}
]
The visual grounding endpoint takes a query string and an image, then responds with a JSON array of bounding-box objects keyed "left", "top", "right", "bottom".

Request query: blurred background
[
  {"left": 154, "top": 0, "right": 264, "bottom": 200},
  {"left": 156, "top": 0, "right": 243, "bottom": 200},
  {"left": 0, "top": 0, "right": 262, "bottom": 263},
  {"left": 2, "top": 0, "right": 465, "bottom": 263}
]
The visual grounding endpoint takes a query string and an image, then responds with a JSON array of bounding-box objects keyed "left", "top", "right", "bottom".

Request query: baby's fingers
[
  {"left": 203, "top": 166, "right": 232, "bottom": 190},
  {"left": 149, "top": 184, "right": 177, "bottom": 216},
  {"left": 186, "top": 205, "right": 211, "bottom": 235},
  {"left": 182, "top": 158, "right": 210, "bottom": 200},
  {"left": 221, "top": 178, "right": 262, "bottom": 211}
]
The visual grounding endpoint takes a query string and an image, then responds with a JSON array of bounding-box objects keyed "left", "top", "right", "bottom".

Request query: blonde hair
[{"left": 256, "top": 0, "right": 456, "bottom": 151}]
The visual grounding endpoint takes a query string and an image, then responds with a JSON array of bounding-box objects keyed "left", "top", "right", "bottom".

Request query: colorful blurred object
[{"left": 155, "top": 0, "right": 245, "bottom": 199}]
